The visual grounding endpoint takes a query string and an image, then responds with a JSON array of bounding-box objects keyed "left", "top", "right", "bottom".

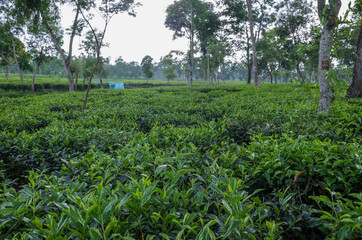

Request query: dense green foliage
[{"left": 0, "top": 84, "right": 361, "bottom": 239}]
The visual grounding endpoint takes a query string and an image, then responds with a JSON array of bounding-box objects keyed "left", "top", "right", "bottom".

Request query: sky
[
  {"left": 61, "top": 0, "right": 353, "bottom": 64},
  {"left": 61, "top": 0, "right": 188, "bottom": 64}
]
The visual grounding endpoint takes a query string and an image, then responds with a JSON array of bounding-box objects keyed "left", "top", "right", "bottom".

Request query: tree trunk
[
  {"left": 296, "top": 60, "right": 305, "bottom": 83},
  {"left": 6, "top": 65, "right": 12, "bottom": 81},
  {"left": 274, "top": 74, "right": 277, "bottom": 84},
  {"left": 246, "top": 0, "right": 258, "bottom": 88},
  {"left": 317, "top": 0, "right": 341, "bottom": 113},
  {"left": 347, "top": 23, "right": 362, "bottom": 98},
  {"left": 189, "top": 0, "right": 194, "bottom": 87},
  {"left": 207, "top": 51, "right": 210, "bottom": 85},
  {"left": 32, "top": 63, "right": 40, "bottom": 93},
  {"left": 41, "top": 8, "right": 79, "bottom": 91},
  {"left": 75, "top": 71, "right": 79, "bottom": 91},
  {"left": 11, "top": 36, "right": 24, "bottom": 84},
  {"left": 246, "top": 28, "right": 252, "bottom": 84},
  {"left": 98, "top": 58, "right": 104, "bottom": 88}
]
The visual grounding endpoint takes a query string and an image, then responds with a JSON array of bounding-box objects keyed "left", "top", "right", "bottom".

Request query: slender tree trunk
[
  {"left": 189, "top": 0, "right": 194, "bottom": 87},
  {"left": 75, "top": 71, "right": 79, "bottom": 91},
  {"left": 246, "top": 0, "right": 258, "bottom": 88},
  {"left": 274, "top": 74, "right": 277, "bottom": 84},
  {"left": 32, "top": 63, "right": 41, "bottom": 93},
  {"left": 347, "top": 23, "right": 362, "bottom": 98},
  {"left": 98, "top": 58, "right": 104, "bottom": 88},
  {"left": 246, "top": 28, "right": 252, "bottom": 84},
  {"left": 207, "top": 51, "right": 210, "bottom": 85},
  {"left": 11, "top": 36, "right": 24, "bottom": 84},
  {"left": 317, "top": 0, "right": 341, "bottom": 113},
  {"left": 221, "top": 67, "right": 225, "bottom": 85},
  {"left": 41, "top": 8, "right": 79, "bottom": 91},
  {"left": 6, "top": 65, "right": 12, "bottom": 81},
  {"left": 296, "top": 60, "right": 305, "bottom": 83}
]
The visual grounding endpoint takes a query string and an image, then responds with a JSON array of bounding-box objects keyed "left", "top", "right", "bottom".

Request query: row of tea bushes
[{"left": 0, "top": 84, "right": 361, "bottom": 239}]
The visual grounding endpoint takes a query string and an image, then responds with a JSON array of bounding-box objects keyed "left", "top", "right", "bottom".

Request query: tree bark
[
  {"left": 6, "top": 65, "right": 12, "bottom": 81},
  {"left": 317, "top": 0, "right": 341, "bottom": 113},
  {"left": 274, "top": 74, "right": 277, "bottom": 84},
  {"left": 98, "top": 58, "right": 104, "bottom": 88},
  {"left": 246, "top": 27, "right": 252, "bottom": 84},
  {"left": 207, "top": 51, "right": 210, "bottom": 85},
  {"left": 32, "top": 64, "right": 40, "bottom": 93},
  {"left": 40, "top": 8, "right": 79, "bottom": 91},
  {"left": 189, "top": 0, "right": 194, "bottom": 87},
  {"left": 11, "top": 36, "right": 24, "bottom": 84},
  {"left": 347, "top": 23, "right": 362, "bottom": 98},
  {"left": 296, "top": 60, "right": 305, "bottom": 83},
  {"left": 246, "top": 0, "right": 258, "bottom": 88},
  {"left": 75, "top": 71, "right": 79, "bottom": 91}
]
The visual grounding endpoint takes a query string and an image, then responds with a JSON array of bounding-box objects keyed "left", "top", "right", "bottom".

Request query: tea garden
[{"left": 0, "top": 83, "right": 361, "bottom": 239}]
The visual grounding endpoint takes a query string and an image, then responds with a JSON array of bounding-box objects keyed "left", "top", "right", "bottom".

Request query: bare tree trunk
[
  {"left": 75, "top": 71, "right": 79, "bottom": 91},
  {"left": 317, "top": 0, "right": 341, "bottom": 113},
  {"left": 207, "top": 51, "right": 210, "bottom": 85},
  {"left": 98, "top": 58, "right": 104, "bottom": 88},
  {"left": 189, "top": 0, "right": 194, "bottom": 87},
  {"left": 274, "top": 74, "right": 277, "bottom": 84},
  {"left": 11, "top": 36, "right": 24, "bottom": 84},
  {"left": 246, "top": 28, "right": 252, "bottom": 84},
  {"left": 41, "top": 8, "right": 79, "bottom": 91},
  {"left": 6, "top": 65, "right": 12, "bottom": 81},
  {"left": 32, "top": 64, "right": 40, "bottom": 92},
  {"left": 296, "top": 60, "right": 305, "bottom": 83},
  {"left": 347, "top": 23, "right": 362, "bottom": 98},
  {"left": 246, "top": 0, "right": 258, "bottom": 88}
]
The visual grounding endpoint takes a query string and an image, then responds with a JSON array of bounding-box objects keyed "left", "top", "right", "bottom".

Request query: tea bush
[{"left": 0, "top": 84, "right": 361, "bottom": 239}]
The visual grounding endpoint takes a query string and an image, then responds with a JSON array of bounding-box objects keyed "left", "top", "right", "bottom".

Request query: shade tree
[{"left": 141, "top": 55, "right": 154, "bottom": 83}]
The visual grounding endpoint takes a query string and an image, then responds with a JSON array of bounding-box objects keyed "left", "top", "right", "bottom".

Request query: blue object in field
[{"left": 108, "top": 82, "right": 124, "bottom": 90}]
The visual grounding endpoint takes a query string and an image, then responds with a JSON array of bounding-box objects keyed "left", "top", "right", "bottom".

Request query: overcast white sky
[
  {"left": 61, "top": 0, "right": 352, "bottom": 64},
  {"left": 61, "top": 0, "right": 188, "bottom": 64}
]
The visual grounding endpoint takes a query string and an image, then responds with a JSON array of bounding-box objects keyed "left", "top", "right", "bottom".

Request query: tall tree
[
  {"left": 74, "top": 0, "right": 140, "bottom": 109},
  {"left": 165, "top": 0, "right": 218, "bottom": 87},
  {"left": 15, "top": 0, "right": 83, "bottom": 91},
  {"left": 246, "top": 0, "right": 259, "bottom": 88},
  {"left": 317, "top": 0, "right": 341, "bottom": 113},
  {"left": 275, "top": 0, "right": 314, "bottom": 83},
  {"left": 346, "top": 0, "right": 362, "bottom": 98},
  {"left": 347, "top": 23, "right": 362, "bottom": 98},
  {"left": 141, "top": 55, "right": 154, "bottom": 83},
  {"left": 165, "top": 0, "right": 196, "bottom": 87},
  {"left": 28, "top": 29, "right": 54, "bottom": 92},
  {"left": 80, "top": 29, "right": 110, "bottom": 88},
  {"left": 161, "top": 52, "right": 178, "bottom": 84}
]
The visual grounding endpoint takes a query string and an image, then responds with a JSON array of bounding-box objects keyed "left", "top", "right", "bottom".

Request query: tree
[
  {"left": 161, "top": 52, "right": 178, "bottom": 84},
  {"left": 346, "top": 0, "right": 362, "bottom": 98},
  {"left": 141, "top": 55, "right": 154, "bottom": 83},
  {"left": 0, "top": 2, "right": 33, "bottom": 84},
  {"left": 347, "top": 23, "right": 362, "bottom": 98},
  {"left": 80, "top": 29, "right": 110, "bottom": 88},
  {"left": 246, "top": 0, "right": 259, "bottom": 88},
  {"left": 317, "top": 0, "right": 341, "bottom": 113},
  {"left": 71, "top": 58, "right": 83, "bottom": 91},
  {"left": 15, "top": 0, "right": 84, "bottom": 91},
  {"left": 165, "top": 0, "right": 195, "bottom": 87},
  {"left": 0, "top": 26, "right": 14, "bottom": 81},
  {"left": 28, "top": 31, "right": 54, "bottom": 92},
  {"left": 275, "top": 0, "right": 315, "bottom": 83},
  {"left": 74, "top": 0, "right": 140, "bottom": 109},
  {"left": 165, "top": 0, "right": 219, "bottom": 87}
]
